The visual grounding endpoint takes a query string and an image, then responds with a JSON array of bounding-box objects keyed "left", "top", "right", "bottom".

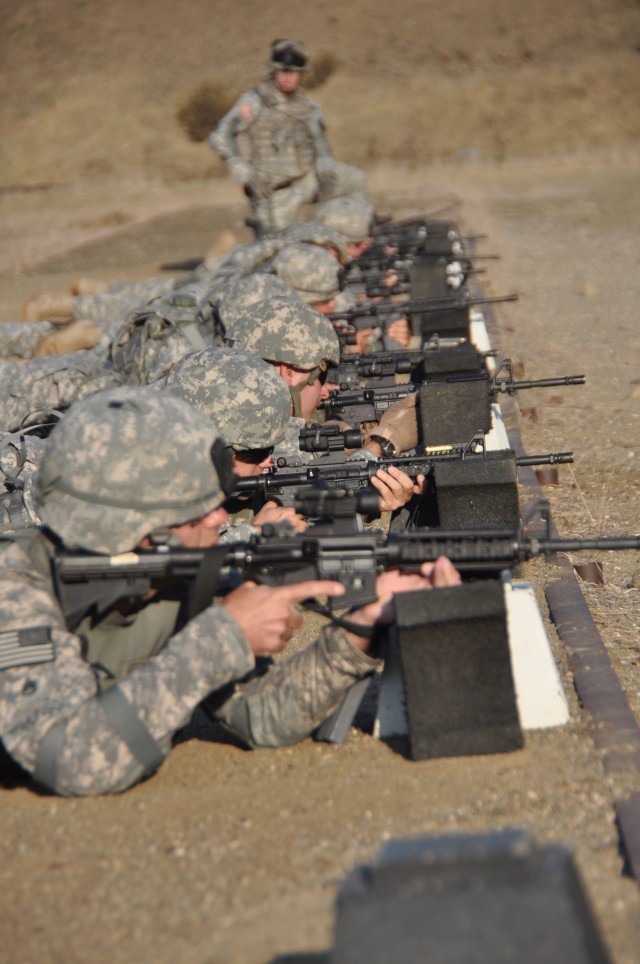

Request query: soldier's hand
[
  {"left": 386, "top": 317, "right": 412, "bottom": 347},
  {"left": 370, "top": 465, "right": 425, "bottom": 512},
  {"left": 252, "top": 502, "right": 308, "bottom": 532},
  {"left": 344, "top": 558, "right": 462, "bottom": 652},
  {"left": 227, "top": 157, "right": 254, "bottom": 186},
  {"left": 354, "top": 327, "right": 376, "bottom": 354},
  {"left": 221, "top": 580, "right": 345, "bottom": 656}
]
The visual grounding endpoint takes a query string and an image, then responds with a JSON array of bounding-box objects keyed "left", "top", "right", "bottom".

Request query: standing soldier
[{"left": 209, "top": 39, "right": 366, "bottom": 238}]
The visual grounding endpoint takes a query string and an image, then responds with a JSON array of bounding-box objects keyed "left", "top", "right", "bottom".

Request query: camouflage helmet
[
  {"left": 225, "top": 296, "right": 340, "bottom": 369},
  {"left": 284, "top": 220, "right": 349, "bottom": 264},
  {"left": 316, "top": 195, "right": 375, "bottom": 244},
  {"left": 35, "top": 386, "right": 235, "bottom": 554},
  {"left": 316, "top": 160, "right": 368, "bottom": 202},
  {"left": 216, "top": 273, "right": 300, "bottom": 331},
  {"left": 157, "top": 347, "right": 291, "bottom": 451},
  {"left": 269, "top": 38, "right": 308, "bottom": 72},
  {"left": 271, "top": 243, "right": 343, "bottom": 304}
]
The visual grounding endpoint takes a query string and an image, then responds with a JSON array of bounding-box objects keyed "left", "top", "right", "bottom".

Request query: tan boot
[
  {"left": 34, "top": 319, "right": 102, "bottom": 356},
  {"left": 70, "top": 277, "right": 110, "bottom": 296},
  {"left": 21, "top": 292, "right": 76, "bottom": 323}
]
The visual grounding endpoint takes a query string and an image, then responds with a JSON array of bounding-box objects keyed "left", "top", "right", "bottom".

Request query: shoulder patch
[{"left": 0, "top": 626, "right": 54, "bottom": 671}]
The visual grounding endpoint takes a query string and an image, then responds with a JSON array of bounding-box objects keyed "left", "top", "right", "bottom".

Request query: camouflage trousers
[
  {"left": 249, "top": 171, "right": 319, "bottom": 238},
  {"left": 0, "top": 323, "right": 57, "bottom": 359},
  {"left": 0, "top": 354, "right": 123, "bottom": 433},
  {"left": 75, "top": 278, "right": 175, "bottom": 327}
]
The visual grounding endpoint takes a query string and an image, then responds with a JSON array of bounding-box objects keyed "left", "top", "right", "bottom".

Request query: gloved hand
[{"left": 227, "top": 157, "right": 254, "bottom": 187}]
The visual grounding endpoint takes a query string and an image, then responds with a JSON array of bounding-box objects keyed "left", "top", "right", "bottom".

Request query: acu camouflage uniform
[
  {"left": 225, "top": 295, "right": 341, "bottom": 462},
  {"left": 0, "top": 426, "right": 51, "bottom": 533},
  {"left": 0, "top": 353, "right": 124, "bottom": 434},
  {"left": 209, "top": 74, "right": 332, "bottom": 237},
  {"left": 155, "top": 346, "right": 291, "bottom": 543},
  {"left": 0, "top": 322, "right": 58, "bottom": 359},
  {"left": 215, "top": 274, "right": 301, "bottom": 338},
  {"left": 109, "top": 293, "right": 217, "bottom": 386},
  {"left": 199, "top": 220, "right": 349, "bottom": 317},
  {"left": 0, "top": 388, "right": 379, "bottom": 796},
  {"left": 0, "top": 287, "right": 214, "bottom": 431},
  {"left": 269, "top": 243, "right": 344, "bottom": 304}
]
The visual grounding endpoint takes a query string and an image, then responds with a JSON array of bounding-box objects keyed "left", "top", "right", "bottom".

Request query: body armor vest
[{"left": 247, "top": 81, "right": 319, "bottom": 184}]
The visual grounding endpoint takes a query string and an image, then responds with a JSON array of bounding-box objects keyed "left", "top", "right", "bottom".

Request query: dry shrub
[
  {"left": 177, "top": 80, "right": 236, "bottom": 142},
  {"left": 304, "top": 51, "right": 339, "bottom": 89}
]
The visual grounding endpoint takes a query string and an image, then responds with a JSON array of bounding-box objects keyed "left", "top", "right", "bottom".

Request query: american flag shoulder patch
[{"left": 0, "top": 626, "right": 54, "bottom": 671}]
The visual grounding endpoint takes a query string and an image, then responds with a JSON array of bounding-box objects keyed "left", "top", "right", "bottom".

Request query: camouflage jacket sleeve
[
  {"left": 214, "top": 622, "right": 381, "bottom": 747},
  {"left": 218, "top": 517, "right": 259, "bottom": 545},
  {"left": 0, "top": 541, "right": 254, "bottom": 796},
  {"left": 211, "top": 239, "right": 285, "bottom": 283},
  {"left": 208, "top": 90, "right": 263, "bottom": 182},
  {"left": 0, "top": 434, "right": 47, "bottom": 532},
  {"left": 306, "top": 99, "right": 333, "bottom": 160},
  {"left": 0, "top": 322, "right": 56, "bottom": 359}
]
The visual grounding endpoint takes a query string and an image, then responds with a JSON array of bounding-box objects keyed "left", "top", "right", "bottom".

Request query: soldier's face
[
  {"left": 311, "top": 297, "right": 337, "bottom": 315},
  {"left": 274, "top": 70, "right": 301, "bottom": 94},
  {"left": 348, "top": 239, "right": 373, "bottom": 259},
  {"left": 231, "top": 451, "right": 275, "bottom": 478}
]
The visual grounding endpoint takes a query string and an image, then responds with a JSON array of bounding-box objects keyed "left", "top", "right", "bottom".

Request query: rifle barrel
[{"left": 504, "top": 374, "right": 586, "bottom": 392}]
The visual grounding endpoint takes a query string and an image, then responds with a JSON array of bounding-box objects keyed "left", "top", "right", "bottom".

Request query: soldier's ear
[{"left": 275, "top": 362, "right": 294, "bottom": 384}]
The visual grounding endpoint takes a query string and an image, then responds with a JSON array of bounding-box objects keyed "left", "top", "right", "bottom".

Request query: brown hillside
[{"left": 2, "top": 0, "right": 640, "bottom": 187}]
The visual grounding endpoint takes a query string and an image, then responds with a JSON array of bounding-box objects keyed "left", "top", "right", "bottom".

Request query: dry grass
[
  {"left": 177, "top": 79, "right": 238, "bottom": 142},
  {"left": 1, "top": 0, "right": 639, "bottom": 185}
]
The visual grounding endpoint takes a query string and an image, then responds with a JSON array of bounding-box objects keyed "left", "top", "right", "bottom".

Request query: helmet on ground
[
  {"left": 316, "top": 195, "right": 375, "bottom": 244},
  {"left": 226, "top": 296, "right": 340, "bottom": 370},
  {"left": 269, "top": 39, "right": 308, "bottom": 72},
  {"left": 271, "top": 243, "right": 343, "bottom": 303},
  {"left": 157, "top": 347, "right": 291, "bottom": 451},
  {"left": 35, "top": 386, "right": 235, "bottom": 554}
]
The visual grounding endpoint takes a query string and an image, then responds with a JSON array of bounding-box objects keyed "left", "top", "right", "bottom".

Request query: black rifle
[
  {"left": 320, "top": 382, "right": 418, "bottom": 423},
  {"left": 321, "top": 360, "right": 586, "bottom": 424},
  {"left": 329, "top": 343, "right": 490, "bottom": 391},
  {"left": 329, "top": 350, "right": 426, "bottom": 391},
  {"left": 346, "top": 249, "right": 501, "bottom": 278},
  {"left": 328, "top": 293, "right": 519, "bottom": 333},
  {"left": 293, "top": 423, "right": 362, "bottom": 463},
  {"left": 234, "top": 448, "right": 574, "bottom": 508},
  {"left": 362, "top": 270, "right": 489, "bottom": 300},
  {"left": 354, "top": 233, "right": 488, "bottom": 265},
  {"left": 51, "top": 495, "right": 639, "bottom": 630}
]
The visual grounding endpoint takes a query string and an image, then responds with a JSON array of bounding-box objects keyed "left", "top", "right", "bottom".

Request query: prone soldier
[
  {"left": 155, "top": 346, "right": 308, "bottom": 538},
  {"left": 225, "top": 296, "right": 425, "bottom": 512},
  {"left": 0, "top": 387, "right": 458, "bottom": 795}
]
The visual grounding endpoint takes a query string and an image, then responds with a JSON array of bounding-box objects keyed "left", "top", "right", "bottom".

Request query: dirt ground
[
  {"left": 1, "top": 1, "right": 640, "bottom": 960},
  {"left": 0, "top": 156, "right": 639, "bottom": 964}
]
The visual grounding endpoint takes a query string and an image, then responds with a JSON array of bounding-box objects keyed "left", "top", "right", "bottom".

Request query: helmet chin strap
[
  {"left": 287, "top": 363, "right": 326, "bottom": 419},
  {"left": 289, "top": 380, "right": 306, "bottom": 419}
]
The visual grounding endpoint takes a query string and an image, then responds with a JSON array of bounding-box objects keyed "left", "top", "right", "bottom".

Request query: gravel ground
[{"left": 1, "top": 155, "right": 639, "bottom": 963}]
